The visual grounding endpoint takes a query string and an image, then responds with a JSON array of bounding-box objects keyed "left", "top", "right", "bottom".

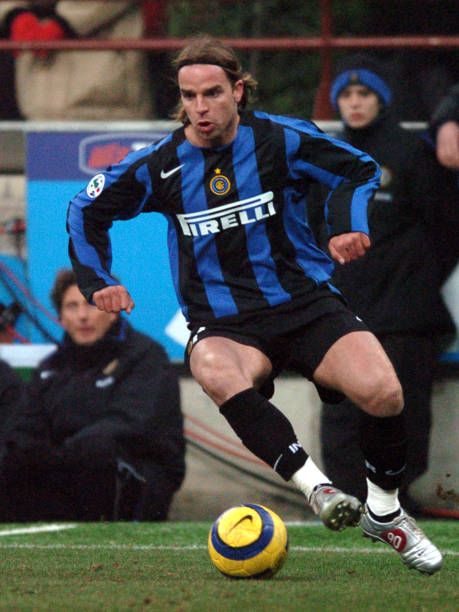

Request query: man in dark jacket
[
  {"left": 431, "top": 82, "right": 459, "bottom": 171},
  {"left": 423, "top": 82, "right": 459, "bottom": 281},
  {"left": 310, "top": 55, "right": 456, "bottom": 513},
  {"left": 0, "top": 269, "right": 185, "bottom": 521},
  {"left": 0, "top": 358, "right": 27, "bottom": 459}
]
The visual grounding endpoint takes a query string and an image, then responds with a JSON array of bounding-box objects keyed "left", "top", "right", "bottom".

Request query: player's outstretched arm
[
  {"left": 92, "top": 285, "right": 135, "bottom": 314},
  {"left": 328, "top": 232, "right": 371, "bottom": 265}
]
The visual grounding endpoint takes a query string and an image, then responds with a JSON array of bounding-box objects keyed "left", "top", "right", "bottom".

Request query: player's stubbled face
[{"left": 179, "top": 63, "right": 244, "bottom": 148}]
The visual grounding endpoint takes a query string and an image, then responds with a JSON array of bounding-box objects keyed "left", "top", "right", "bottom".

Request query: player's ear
[{"left": 233, "top": 80, "right": 244, "bottom": 104}]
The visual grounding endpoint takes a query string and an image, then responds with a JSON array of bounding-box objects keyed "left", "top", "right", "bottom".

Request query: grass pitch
[{"left": 0, "top": 519, "right": 457, "bottom": 611}]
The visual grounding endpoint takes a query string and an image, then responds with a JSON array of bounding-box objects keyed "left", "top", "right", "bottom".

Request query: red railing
[{"left": 0, "top": 35, "right": 457, "bottom": 53}]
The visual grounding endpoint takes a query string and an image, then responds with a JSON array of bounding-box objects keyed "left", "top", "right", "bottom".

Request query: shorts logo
[
  {"left": 209, "top": 168, "right": 231, "bottom": 196},
  {"left": 177, "top": 191, "right": 275, "bottom": 237},
  {"left": 191, "top": 326, "right": 207, "bottom": 345},
  {"left": 86, "top": 173, "right": 106, "bottom": 199}
]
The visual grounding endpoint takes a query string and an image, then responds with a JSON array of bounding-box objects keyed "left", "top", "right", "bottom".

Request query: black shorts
[{"left": 186, "top": 290, "right": 369, "bottom": 403}]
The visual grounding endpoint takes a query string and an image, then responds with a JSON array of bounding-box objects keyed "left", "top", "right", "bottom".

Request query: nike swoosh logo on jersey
[{"left": 160, "top": 164, "right": 184, "bottom": 179}]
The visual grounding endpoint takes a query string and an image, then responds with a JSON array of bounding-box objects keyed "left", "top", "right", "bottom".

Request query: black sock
[
  {"left": 219, "top": 388, "right": 308, "bottom": 481},
  {"left": 359, "top": 412, "right": 407, "bottom": 490}
]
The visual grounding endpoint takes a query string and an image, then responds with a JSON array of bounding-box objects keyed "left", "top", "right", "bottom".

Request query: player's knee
[
  {"left": 357, "top": 372, "right": 403, "bottom": 417},
  {"left": 191, "top": 350, "right": 245, "bottom": 404},
  {"left": 193, "top": 349, "right": 224, "bottom": 387}
]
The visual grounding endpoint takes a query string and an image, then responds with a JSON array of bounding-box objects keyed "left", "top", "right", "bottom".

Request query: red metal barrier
[{"left": 0, "top": 35, "right": 457, "bottom": 53}]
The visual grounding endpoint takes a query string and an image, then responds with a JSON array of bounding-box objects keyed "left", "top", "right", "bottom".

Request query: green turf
[{"left": 0, "top": 520, "right": 457, "bottom": 611}]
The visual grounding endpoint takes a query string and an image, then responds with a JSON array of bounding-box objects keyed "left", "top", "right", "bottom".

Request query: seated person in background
[
  {"left": 309, "top": 54, "right": 455, "bottom": 515},
  {"left": 0, "top": 269, "right": 185, "bottom": 522},
  {"left": 0, "top": 358, "right": 27, "bottom": 461}
]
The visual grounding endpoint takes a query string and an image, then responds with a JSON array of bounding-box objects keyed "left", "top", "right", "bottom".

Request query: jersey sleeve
[
  {"left": 67, "top": 148, "right": 153, "bottom": 303},
  {"left": 285, "top": 118, "right": 381, "bottom": 237}
]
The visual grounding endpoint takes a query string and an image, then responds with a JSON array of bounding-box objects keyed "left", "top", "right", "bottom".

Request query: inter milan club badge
[
  {"left": 86, "top": 173, "right": 106, "bottom": 199},
  {"left": 210, "top": 168, "right": 231, "bottom": 196}
]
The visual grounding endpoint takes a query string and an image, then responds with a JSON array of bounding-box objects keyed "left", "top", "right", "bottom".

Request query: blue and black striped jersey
[{"left": 67, "top": 110, "right": 380, "bottom": 326}]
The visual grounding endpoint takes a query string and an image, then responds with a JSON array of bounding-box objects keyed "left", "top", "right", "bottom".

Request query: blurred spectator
[
  {"left": 0, "top": 269, "right": 185, "bottom": 521},
  {"left": 0, "top": 27, "right": 21, "bottom": 119},
  {"left": 0, "top": 1, "right": 166, "bottom": 120},
  {"left": 415, "top": 82, "right": 459, "bottom": 283},
  {"left": 0, "top": 358, "right": 27, "bottom": 461},
  {"left": 310, "top": 55, "right": 455, "bottom": 514},
  {"left": 430, "top": 82, "right": 459, "bottom": 171}
]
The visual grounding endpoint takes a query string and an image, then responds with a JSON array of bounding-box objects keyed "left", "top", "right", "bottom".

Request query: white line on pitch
[
  {"left": 0, "top": 543, "right": 456, "bottom": 556},
  {"left": 0, "top": 524, "right": 77, "bottom": 537}
]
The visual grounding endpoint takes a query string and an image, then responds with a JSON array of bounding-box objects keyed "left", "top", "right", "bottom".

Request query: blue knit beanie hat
[{"left": 330, "top": 54, "right": 393, "bottom": 110}]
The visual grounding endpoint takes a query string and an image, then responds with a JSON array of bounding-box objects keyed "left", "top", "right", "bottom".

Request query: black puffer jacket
[
  {"left": 5, "top": 319, "right": 185, "bottom": 481},
  {"left": 0, "top": 359, "right": 27, "bottom": 460},
  {"left": 431, "top": 82, "right": 459, "bottom": 129},
  {"left": 426, "top": 82, "right": 459, "bottom": 280},
  {"left": 310, "top": 112, "right": 455, "bottom": 337}
]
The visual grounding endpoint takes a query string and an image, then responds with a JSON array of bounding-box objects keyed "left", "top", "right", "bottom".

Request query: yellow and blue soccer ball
[{"left": 208, "top": 503, "right": 288, "bottom": 579}]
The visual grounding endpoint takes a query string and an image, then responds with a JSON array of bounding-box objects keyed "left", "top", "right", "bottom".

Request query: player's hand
[
  {"left": 92, "top": 285, "right": 135, "bottom": 314},
  {"left": 329, "top": 232, "right": 371, "bottom": 265}
]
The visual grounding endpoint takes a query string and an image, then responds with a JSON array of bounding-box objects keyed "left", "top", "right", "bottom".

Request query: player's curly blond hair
[{"left": 171, "top": 34, "right": 258, "bottom": 125}]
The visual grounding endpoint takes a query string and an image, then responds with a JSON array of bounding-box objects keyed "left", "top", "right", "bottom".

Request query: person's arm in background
[
  {"left": 430, "top": 83, "right": 459, "bottom": 170},
  {"left": 0, "top": 360, "right": 28, "bottom": 461},
  {"left": 403, "top": 131, "right": 459, "bottom": 284}
]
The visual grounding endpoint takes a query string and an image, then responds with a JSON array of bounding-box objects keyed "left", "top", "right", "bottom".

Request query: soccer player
[{"left": 67, "top": 35, "right": 442, "bottom": 574}]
